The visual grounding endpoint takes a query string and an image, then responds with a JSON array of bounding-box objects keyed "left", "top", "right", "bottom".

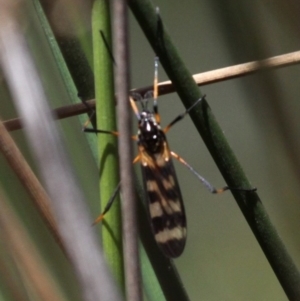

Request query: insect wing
[{"left": 140, "top": 147, "right": 187, "bottom": 258}]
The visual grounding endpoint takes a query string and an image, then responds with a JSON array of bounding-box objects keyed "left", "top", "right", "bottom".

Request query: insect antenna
[{"left": 153, "top": 56, "right": 160, "bottom": 124}]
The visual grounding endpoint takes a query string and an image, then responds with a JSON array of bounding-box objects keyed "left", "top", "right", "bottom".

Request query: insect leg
[
  {"left": 99, "top": 30, "right": 116, "bottom": 65},
  {"left": 78, "top": 94, "right": 98, "bottom": 131},
  {"left": 79, "top": 96, "right": 120, "bottom": 136},
  {"left": 84, "top": 128, "right": 120, "bottom": 136},
  {"left": 171, "top": 151, "right": 255, "bottom": 193},
  {"left": 164, "top": 95, "right": 206, "bottom": 133},
  {"left": 93, "top": 154, "right": 141, "bottom": 225},
  {"left": 129, "top": 96, "right": 141, "bottom": 120},
  {"left": 84, "top": 123, "right": 138, "bottom": 140},
  {"left": 93, "top": 181, "right": 121, "bottom": 225}
]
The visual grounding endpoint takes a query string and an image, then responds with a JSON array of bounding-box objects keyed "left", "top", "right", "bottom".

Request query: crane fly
[{"left": 85, "top": 56, "right": 255, "bottom": 258}]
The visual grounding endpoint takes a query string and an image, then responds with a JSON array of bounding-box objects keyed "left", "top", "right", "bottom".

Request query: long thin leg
[
  {"left": 171, "top": 151, "right": 255, "bottom": 193},
  {"left": 80, "top": 98, "right": 117, "bottom": 135},
  {"left": 80, "top": 91, "right": 119, "bottom": 135},
  {"left": 84, "top": 128, "right": 119, "bottom": 136},
  {"left": 100, "top": 30, "right": 116, "bottom": 65},
  {"left": 93, "top": 154, "right": 141, "bottom": 225},
  {"left": 84, "top": 127, "right": 138, "bottom": 141},
  {"left": 129, "top": 96, "right": 141, "bottom": 120},
  {"left": 80, "top": 96, "right": 98, "bottom": 130},
  {"left": 82, "top": 115, "right": 95, "bottom": 131},
  {"left": 164, "top": 95, "right": 206, "bottom": 133},
  {"left": 93, "top": 181, "right": 121, "bottom": 225}
]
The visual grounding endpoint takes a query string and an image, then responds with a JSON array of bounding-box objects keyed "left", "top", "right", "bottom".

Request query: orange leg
[
  {"left": 171, "top": 151, "right": 255, "bottom": 194},
  {"left": 93, "top": 154, "right": 141, "bottom": 225}
]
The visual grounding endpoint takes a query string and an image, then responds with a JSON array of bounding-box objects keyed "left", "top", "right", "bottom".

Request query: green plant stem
[
  {"left": 92, "top": 0, "right": 124, "bottom": 290},
  {"left": 34, "top": 0, "right": 98, "bottom": 158},
  {"left": 128, "top": 0, "right": 300, "bottom": 300}
]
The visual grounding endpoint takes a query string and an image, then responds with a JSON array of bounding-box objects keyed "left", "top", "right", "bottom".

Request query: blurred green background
[{"left": 1, "top": 0, "right": 300, "bottom": 300}]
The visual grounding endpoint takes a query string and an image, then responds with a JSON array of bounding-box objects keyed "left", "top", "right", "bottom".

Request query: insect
[{"left": 85, "top": 57, "right": 254, "bottom": 258}]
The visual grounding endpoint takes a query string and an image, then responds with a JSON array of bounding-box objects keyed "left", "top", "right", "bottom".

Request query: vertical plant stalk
[
  {"left": 113, "top": 1, "right": 143, "bottom": 301},
  {"left": 92, "top": 0, "right": 124, "bottom": 290},
  {"left": 128, "top": 0, "right": 300, "bottom": 299},
  {"left": 0, "top": 5, "right": 122, "bottom": 301}
]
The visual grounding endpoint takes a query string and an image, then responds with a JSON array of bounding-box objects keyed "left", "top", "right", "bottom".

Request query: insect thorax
[{"left": 137, "top": 111, "right": 166, "bottom": 153}]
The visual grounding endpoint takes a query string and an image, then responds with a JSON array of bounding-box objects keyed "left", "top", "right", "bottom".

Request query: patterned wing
[{"left": 140, "top": 144, "right": 187, "bottom": 258}]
